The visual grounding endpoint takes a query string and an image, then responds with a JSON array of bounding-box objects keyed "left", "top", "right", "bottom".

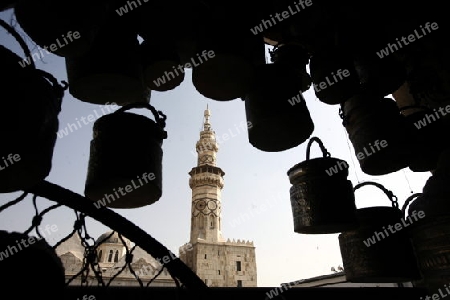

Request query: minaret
[{"left": 188, "top": 106, "right": 225, "bottom": 243}]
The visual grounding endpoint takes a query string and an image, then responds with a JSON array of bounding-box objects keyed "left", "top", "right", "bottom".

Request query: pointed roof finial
[{"left": 203, "top": 104, "right": 211, "bottom": 130}]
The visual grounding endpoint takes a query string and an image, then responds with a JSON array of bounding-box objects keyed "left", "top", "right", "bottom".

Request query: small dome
[{"left": 95, "top": 231, "right": 131, "bottom": 248}]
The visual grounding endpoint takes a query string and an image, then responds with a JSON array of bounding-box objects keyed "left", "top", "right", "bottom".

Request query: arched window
[
  {"left": 108, "top": 250, "right": 113, "bottom": 262},
  {"left": 199, "top": 214, "right": 204, "bottom": 229},
  {"left": 210, "top": 216, "right": 215, "bottom": 229},
  {"left": 98, "top": 250, "right": 103, "bottom": 262},
  {"left": 114, "top": 250, "right": 119, "bottom": 262}
]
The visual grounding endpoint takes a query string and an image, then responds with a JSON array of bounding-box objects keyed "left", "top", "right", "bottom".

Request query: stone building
[
  {"left": 55, "top": 107, "right": 257, "bottom": 287},
  {"left": 179, "top": 107, "right": 257, "bottom": 287}
]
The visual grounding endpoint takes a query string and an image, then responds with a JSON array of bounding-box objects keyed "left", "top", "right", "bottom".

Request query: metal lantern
[
  {"left": 338, "top": 181, "right": 421, "bottom": 283},
  {"left": 84, "top": 102, "right": 167, "bottom": 209},
  {"left": 287, "top": 137, "right": 358, "bottom": 234}
]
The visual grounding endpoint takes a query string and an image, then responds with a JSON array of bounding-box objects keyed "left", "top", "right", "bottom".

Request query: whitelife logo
[
  {"left": 250, "top": 0, "right": 312, "bottom": 35},
  {"left": 414, "top": 104, "right": 450, "bottom": 129},
  {"left": 152, "top": 50, "right": 216, "bottom": 88},
  {"left": 93, "top": 172, "right": 156, "bottom": 209},
  {"left": 18, "top": 31, "right": 81, "bottom": 68},
  {"left": 363, "top": 210, "right": 425, "bottom": 247},
  {"left": 115, "top": 0, "right": 149, "bottom": 16},
  {"left": 376, "top": 22, "right": 439, "bottom": 59}
]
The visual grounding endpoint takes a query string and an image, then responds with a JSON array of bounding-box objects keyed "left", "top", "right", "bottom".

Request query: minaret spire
[{"left": 188, "top": 107, "right": 225, "bottom": 243}]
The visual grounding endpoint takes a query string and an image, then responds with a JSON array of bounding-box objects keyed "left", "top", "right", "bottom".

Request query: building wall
[{"left": 181, "top": 240, "right": 257, "bottom": 287}]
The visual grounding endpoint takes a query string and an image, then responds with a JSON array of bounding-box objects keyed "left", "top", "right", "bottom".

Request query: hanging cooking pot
[
  {"left": 400, "top": 105, "right": 448, "bottom": 172},
  {"left": 269, "top": 43, "right": 311, "bottom": 92},
  {"left": 141, "top": 40, "right": 185, "bottom": 92},
  {"left": 339, "top": 181, "right": 421, "bottom": 282},
  {"left": 403, "top": 191, "right": 450, "bottom": 292},
  {"left": 191, "top": 19, "right": 266, "bottom": 101},
  {"left": 353, "top": 52, "right": 406, "bottom": 97},
  {"left": 14, "top": 0, "right": 108, "bottom": 57},
  {"left": 0, "top": 19, "right": 66, "bottom": 193},
  {"left": 0, "top": 230, "right": 65, "bottom": 299},
  {"left": 340, "top": 92, "right": 412, "bottom": 175},
  {"left": 0, "top": 1, "right": 14, "bottom": 11},
  {"left": 309, "top": 48, "right": 361, "bottom": 105},
  {"left": 84, "top": 102, "right": 167, "bottom": 209},
  {"left": 287, "top": 137, "right": 358, "bottom": 234},
  {"left": 244, "top": 62, "right": 314, "bottom": 152},
  {"left": 65, "top": 13, "right": 150, "bottom": 106}
]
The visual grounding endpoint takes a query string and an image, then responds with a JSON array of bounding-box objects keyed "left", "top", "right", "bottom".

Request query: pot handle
[
  {"left": 114, "top": 101, "right": 168, "bottom": 139},
  {"left": 306, "top": 136, "right": 331, "bottom": 160},
  {"left": 401, "top": 193, "right": 422, "bottom": 220},
  {"left": 353, "top": 181, "right": 399, "bottom": 209},
  {"left": 0, "top": 18, "right": 35, "bottom": 69}
]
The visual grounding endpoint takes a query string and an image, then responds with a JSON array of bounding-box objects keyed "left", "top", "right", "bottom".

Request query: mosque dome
[{"left": 95, "top": 231, "right": 132, "bottom": 248}]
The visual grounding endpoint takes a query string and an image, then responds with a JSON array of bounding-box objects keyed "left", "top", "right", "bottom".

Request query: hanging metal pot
[
  {"left": 84, "top": 102, "right": 167, "bottom": 209},
  {"left": 244, "top": 62, "right": 314, "bottom": 152},
  {"left": 14, "top": 0, "right": 108, "bottom": 57},
  {"left": 65, "top": 14, "right": 150, "bottom": 106},
  {"left": 309, "top": 48, "right": 361, "bottom": 105},
  {"left": 339, "top": 181, "right": 421, "bottom": 283},
  {"left": 0, "top": 230, "right": 65, "bottom": 298},
  {"left": 403, "top": 191, "right": 450, "bottom": 292},
  {"left": 0, "top": 20, "right": 66, "bottom": 193},
  {"left": 287, "top": 137, "right": 358, "bottom": 234},
  {"left": 269, "top": 43, "right": 311, "bottom": 92},
  {"left": 340, "top": 92, "right": 412, "bottom": 175},
  {"left": 191, "top": 19, "right": 266, "bottom": 101},
  {"left": 141, "top": 40, "right": 185, "bottom": 92},
  {"left": 400, "top": 105, "right": 448, "bottom": 172},
  {"left": 353, "top": 52, "right": 406, "bottom": 98}
]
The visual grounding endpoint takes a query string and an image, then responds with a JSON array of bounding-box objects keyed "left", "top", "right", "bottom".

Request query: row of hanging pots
[
  {"left": 0, "top": 20, "right": 67, "bottom": 193},
  {"left": 286, "top": 138, "right": 423, "bottom": 283},
  {"left": 84, "top": 102, "right": 167, "bottom": 209},
  {"left": 309, "top": 47, "right": 407, "bottom": 105}
]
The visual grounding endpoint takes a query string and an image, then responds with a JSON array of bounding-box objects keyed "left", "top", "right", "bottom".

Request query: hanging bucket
[
  {"left": 141, "top": 40, "right": 185, "bottom": 91},
  {"left": 338, "top": 181, "right": 421, "bottom": 282},
  {"left": 0, "top": 20, "right": 66, "bottom": 193},
  {"left": 309, "top": 49, "right": 361, "bottom": 105},
  {"left": 192, "top": 21, "right": 266, "bottom": 101},
  {"left": 400, "top": 105, "right": 448, "bottom": 172},
  {"left": 244, "top": 62, "right": 314, "bottom": 152},
  {"left": 287, "top": 137, "right": 358, "bottom": 234},
  {"left": 84, "top": 102, "right": 167, "bottom": 209},
  {"left": 0, "top": 231, "right": 65, "bottom": 298},
  {"left": 340, "top": 92, "right": 412, "bottom": 175},
  {"left": 403, "top": 191, "right": 450, "bottom": 292},
  {"left": 0, "top": 1, "right": 14, "bottom": 11},
  {"left": 65, "top": 14, "right": 150, "bottom": 106},
  {"left": 269, "top": 43, "right": 311, "bottom": 92},
  {"left": 14, "top": 0, "right": 108, "bottom": 57},
  {"left": 353, "top": 52, "right": 406, "bottom": 97}
]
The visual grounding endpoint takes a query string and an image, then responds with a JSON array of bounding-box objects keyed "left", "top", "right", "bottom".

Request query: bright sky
[{"left": 0, "top": 9, "right": 431, "bottom": 287}]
